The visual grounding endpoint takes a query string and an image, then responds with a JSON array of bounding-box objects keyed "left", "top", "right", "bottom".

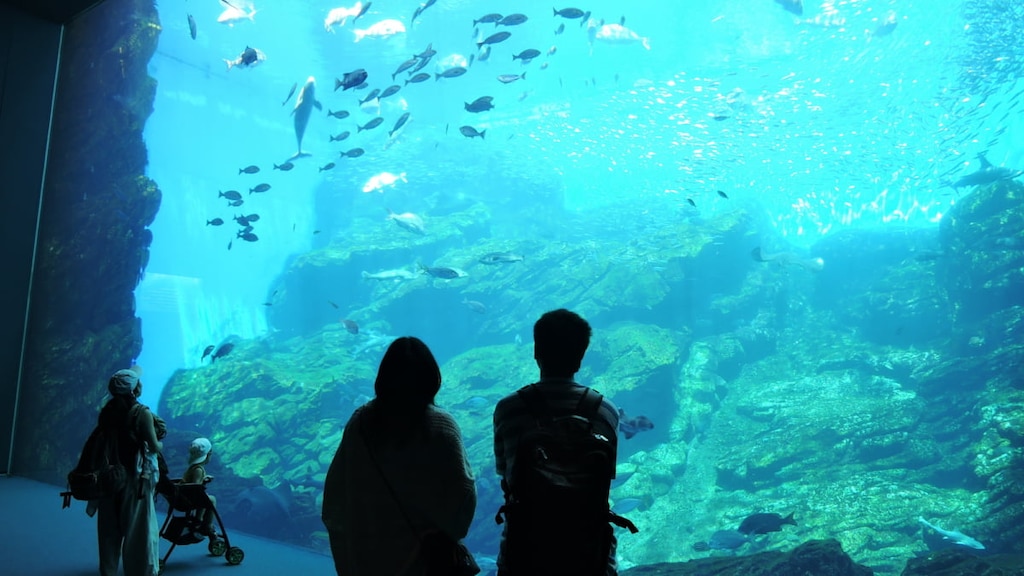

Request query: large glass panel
[{"left": 20, "top": 0, "right": 1024, "bottom": 572}]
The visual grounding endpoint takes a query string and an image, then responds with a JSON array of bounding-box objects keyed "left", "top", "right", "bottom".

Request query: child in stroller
[{"left": 158, "top": 437, "right": 243, "bottom": 571}]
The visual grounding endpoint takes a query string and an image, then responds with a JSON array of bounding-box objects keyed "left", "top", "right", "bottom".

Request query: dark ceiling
[{"left": 1, "top": 0, "right": 103, "bottom": 23}]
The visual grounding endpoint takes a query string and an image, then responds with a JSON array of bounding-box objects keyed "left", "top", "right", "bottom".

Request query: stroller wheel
[
  {"left": 209, "top": 538, "right": 227, "bottom": 557},
  {"left": 226, "top": 546, "right": 245, "bottom": 565}
]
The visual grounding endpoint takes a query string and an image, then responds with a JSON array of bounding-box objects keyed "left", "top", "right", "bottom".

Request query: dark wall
[{"left": 0, "top": 4, "right": 61, "bottom": 474}]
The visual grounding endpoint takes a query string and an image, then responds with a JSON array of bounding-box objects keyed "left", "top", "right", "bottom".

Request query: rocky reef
[
  {"left": 156, "top": 176, "right": 1023, "bottom": 573},
  {"left": 15, "top": 0, "right": 162, "bottom": 482},
  {"left": 620, "top": 539, "right": 872, "bottom": 575}
]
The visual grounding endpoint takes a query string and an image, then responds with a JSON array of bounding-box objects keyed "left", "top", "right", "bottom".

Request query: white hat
[{"left": 189, "top": 438, "right": 212, "bottom": 465}]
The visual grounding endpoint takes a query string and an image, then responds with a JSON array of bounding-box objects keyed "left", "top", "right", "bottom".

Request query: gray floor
[{"left": 0, "top": 475, "right": 335, "bottom": 575}]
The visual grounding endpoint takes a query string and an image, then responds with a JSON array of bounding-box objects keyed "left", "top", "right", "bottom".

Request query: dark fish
[
  {"left": 207, "top": 218, "right": 224, "bottom": 226},
  {"left": 249, "top": 183, "right": 271, "bottom": 194},
  {"left": 479, "top": 251, "right": 523, "bottom": 264},
  {"left": 239, "top": 224, "right": 254, "bottom": 234},
  {"left": 358, "top": 117, "right": 384, "bottom": 132},
  {"left": 459, "top": 125, "right": 486, "bottom": 139},
  {"left": 416, "top": 43, "right": 437, "bottom": 60},
  {"left": 237, "top": 231, "right": 259, "bottom": 242},
  {"left": 435, "top": 67, "right": 468, "bottom": 80},
  {"left": 406, "top": 73, "right": 430, "bottom": 85},
  {"left": 410, "top": 55, "right": 432, "bottom": 74},
  {"left": 210, "top": 342, "right": 235, "bottom": 362},
  {"left": 354, "top": 1, "right": 371, "bottom": 21},
  {"left": 327, "top": 109, "right": 350, "bottom": 119},
  {"left": 712, "top": 114, "right": 730, "bottom": 121},
  {"left": 555, "top": 22, "right": 565, "bottom": 35},
  {"left": 420, "top": 265, "right": 461, "bottom": 279},
  {"left": 228, "top": 199, "right": 244, "bottom": 207},
  {"left": 513, "top": 49, "right": 541, "bottom": 61},
  {"left": 497, "top": 73, "right": 525, "bottom": 83},
  {"left": 618, "top": 408, "right": 654, "bottom": 439},
  {"left": 187, "top": 13, "right": 197, "bottom": 39},
  {"left": 201, "top": 345, "right": 215, "bottom": 362},
  {"left": 319, "top": 162, "right": 336, "bottom": 172},
  {"left": 717, "top": 190, "right": 728, "bottom": 199},
  {"left": 950, "top": 153, "right": 1023, "bottom": 189},
  {"left": 553, "top": 7, "right": 585, "bottom": 19},
  {"left": 462, "top": 299, "right": 486, "bottom": 314},
  {"left": 498, "top": 13, "right": 528, "bottom": 26},
  {"left": 330, "top": 131, "right": 351, "bottom": 142},
  {"left": 389, "top": 112, "right": 411, "bottom": 137},
  {"left": 219, "top": 190, "right": 243, "bottom": 201},
  {"left": 686, "top": 198, "right": 696, "bottom": 207},
  {"left": 336, "top": 68, "right": 368, "bottom": 91},
  {"left": 245, "top": 213, "right": 260, "bottom": 223},
  {"left": 359, "top": 88, "right": 381, "bottom": 104},
  {"left": 693, "top": 530, "right": 750, "bottom": 552},
  {"left": 738, "top": 512, "right": 797, "bottom": 536},
  {"left": 263, "top": 302, "right": 273, "bottom": 307},
  {"left": 379, "top": 84, "right": 402, "bottom": 99},
  {"left": 775, "top": 0, "right": 803, "bottom": 15},
  {"left": 281, "top": 82, "right": 297, "bottom": 106},
  {"left": 473, "top": 13, "right": 502, "bottom": 26},
  {"left": 465, "top": 96, "right": 495, "bottom": 113},
  {"left": 273, "top": 161, "right": 294, "bottom": 171},
  {"left": 233, "top": 214, "right": 251, "bottom": 226},
  {"left": 227, "top": 239, "right": 233, "bottom": 250},
  {"left": 478, "top": 31, "right": 511, "bottom": 48},
  {"left": 581, "top": 11, "right": 591, "bottom": 26},
  {"left": 342, "top": 148, "right": 365, "bottom": 158},
  {"left": 392, "top": 57, "right": 419, "bottom": 80},
  {"left": 412, "top": 0, "right": 436, "bottom": 22},
  {"left": 328, "top": 300, "right": 339, "bottom": 309},
  {"left": 239, "top": 165, "right": 260, "bottom": 175},
  {"left": 341, "top": 319, "right": 359, "bottom": 334}
]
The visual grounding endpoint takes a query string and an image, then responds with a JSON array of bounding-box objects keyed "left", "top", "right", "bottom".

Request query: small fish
[
  {"left": 238, "top": 232, "right": 259, "bottom": 242},
  {"left": 693, "top": 530, "right": 750, "bottom": 552},
  {"left": 233, "top": 214, "right": 251, "bottom": 226},
  {"left": 479, "top": 251, "right": 523, "bottom": 264},
  {"left": 330, "top": 131, "right": 351, "bottom": 142},
  {"left": 227, "top": 239, "right": 233, "bottom": 250},
  {"left": 228, "top": 199, "right": 244, "bottom": 207},
  {"left": 555, "top": 23, "right": 565, "bottom": 35},
  {"left": 462, "top": 299, "right": 486, "bottom": 314},
  {"left": 354, "top": 1, "right": 371, "bottom": 21},
  {"left": 473, "top": 13, "right": 503, "bottom": 26},
  {"left": 459, "top": 125, "right": 486, "bottom": 139},
  {"left": 245, "top": 214, "right": 260, "bottom": 223},
  {"left": 406, "top": 72, "right": 430, "bottom": 85},
  {"left": 379, "top": 84, "right": 402, "bottom": 99},
  {"left": 207, "top": 218, "right": 224, "bottom": 226},
  {"left": 224, "top": 46, "right": 265, "bottom": 70},
  {"left": 420, "top": 264, "right": 461, "bottom": 279},
  {"left": 358, "top": 117, "right": 384, "bottom": 132},
  {"left": 342, "top": 148, "right": 365, "bottom": 158},
  {"left": 412, "top": 0, "right": 437, "bottom": 22},
  {"left": 239, "top": 165, "right": 260, "bottom": 175},
  {"left": 548, "top": 45, "right": 558, "bottom": 56},
  {"left": 416, "top": 43, "right": 437, "bottom": 60},
  {"left": 341, "top": 319, "right": 359, "bottom": 334},
  {"left": 273, "top": 161, "right": 294, "bottom": 171},
  {"left": 389, "top": 112, "right": 411, "bottom": 137},
  {"left": 478, "top": 31, "right": 511, "bottom": 48},
  {"left": 618, "top": 408, "right": 654, "bottom": 439},
  {"left": 497, "top": 73, "right": 525, "bottom": 84},
  {"left": 219, "top": 190, "right": 243, "bottom": 201},
  {"left": 465, "top": 96, "right": 494, "bottom": 113},
  {"left": 336, "top": 68, "right": 368, "bottom": 91},
  {"left": 686, "top": 198, "right": 696, "bottom": 207},
  {"left": 717, "top": 190, "right": 728, "bottom": 199},
  {"left": 477, "top": 45, "right": 492, "bottom": 62},
  {"left": 263, "top": 302, "right": 273, "bottom": 307},
  {"left": 435, "top": 67, "right": 467, "bottom": 80},
  {"left": 359, "top": 88, "right": 381, "bottom": 104},
  {"left": 392, "top": 57, "right": 419, "bottom": 80},
  {"left": 739, "top": 513, "right": 797, "bottom": 536},
  {"left": 513, "top": 49, "right": 541, "bottom": 62},
  {"left": 328, "top": 300, "right": 340, "bottom": 310},
  {"left": 387, "top": 208, "right": 426, "bottom": 235},
  {"left": 497, "top": 13, "right": 528, "bottom": 26},
  {"left": 320, "top": 162, "right": 336, "bottom": 172},
  {"left": 210, "top": 342, "right": 235, "bottom": 363},
  {"left": 201, "top": 345, "right": 215, "bottom": 362},
  {"left": 327, "top": 109, "right": 350, "bottom": 119},
  {"left": 187, "top": 14, "right": 197, "bottom": 39},
  {"left": 281, "top": 82, "right": 297, "bottom": 106},
  {"left": 553, "top": 7, "right": 585, "bottom": 19},
  {"left": 249, "top": 183, "right": 271, "bottom": 194}
]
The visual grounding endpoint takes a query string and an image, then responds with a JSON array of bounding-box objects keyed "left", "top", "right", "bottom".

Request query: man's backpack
[
  {"left": 61, "top": 404, "right": 143, "bottom": 507},
  {"left": 496, "top": 384, "right": 637, "bottom": 574}
]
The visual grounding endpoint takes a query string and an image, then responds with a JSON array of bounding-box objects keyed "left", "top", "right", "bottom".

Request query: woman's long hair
[{"left": 363, "top": 336, "right": 441, "bottom": 447}]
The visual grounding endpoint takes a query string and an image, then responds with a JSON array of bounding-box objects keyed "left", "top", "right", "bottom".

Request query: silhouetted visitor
[{"left": 322, "top": 336, "right": 477, "bottom": 575}]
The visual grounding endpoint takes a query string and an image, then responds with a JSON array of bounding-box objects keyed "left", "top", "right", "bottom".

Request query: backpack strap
[{"left": 516, "top": 384, "right": 548, "bottom": 424}]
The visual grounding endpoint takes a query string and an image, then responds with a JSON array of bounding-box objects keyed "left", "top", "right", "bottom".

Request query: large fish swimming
[
  {"left": 950, "top": 153, "right": 1023, "bottom": 189},
  {"left": 290, "top": 76, "right": 322, "bottom": 160}
]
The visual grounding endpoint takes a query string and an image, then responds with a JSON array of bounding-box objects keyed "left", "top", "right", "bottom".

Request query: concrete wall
[{"left": 0, "top": 4, "right": 61, "bottom": 473}]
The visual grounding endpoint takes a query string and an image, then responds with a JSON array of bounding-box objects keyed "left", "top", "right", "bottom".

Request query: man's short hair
[{"left": 534, "top": 309, "right": 591, "bottom": 376}]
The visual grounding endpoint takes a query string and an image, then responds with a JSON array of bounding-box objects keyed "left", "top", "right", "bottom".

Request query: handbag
[{"left": 360, "top": 414, "right": 480, "bottom": 576}]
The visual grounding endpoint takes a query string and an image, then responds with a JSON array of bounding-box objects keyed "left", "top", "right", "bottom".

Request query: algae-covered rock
[{"left": 620, "top": 539, "right": 872, "bottom": 576}]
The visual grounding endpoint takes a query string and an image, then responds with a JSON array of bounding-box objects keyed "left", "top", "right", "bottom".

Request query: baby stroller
[{"left": 158, "top": 479, "right": 244, "bottom": 573}]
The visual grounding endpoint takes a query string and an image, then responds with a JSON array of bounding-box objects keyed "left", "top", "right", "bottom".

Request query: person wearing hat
[
  {"left": 183, "top": 437, "right": 218, "bottom": 540},
  {"left": 95, "top": 368, "right": 163, "bottom": 576}
]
